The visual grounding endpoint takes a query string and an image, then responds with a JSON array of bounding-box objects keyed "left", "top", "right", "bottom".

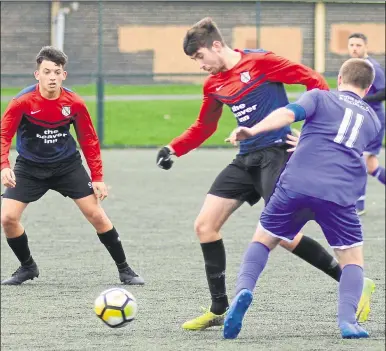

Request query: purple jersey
[
  {"left": 279, "top": 89, "right": 381, "bottom": 206},
  {"left": 366, "top": 57, "right": 385, "bottom": 120}
]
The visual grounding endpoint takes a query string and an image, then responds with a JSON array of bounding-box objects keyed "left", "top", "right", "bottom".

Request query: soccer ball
[{"left": 94, "top": 288, "right": 138, "bottom": 328}]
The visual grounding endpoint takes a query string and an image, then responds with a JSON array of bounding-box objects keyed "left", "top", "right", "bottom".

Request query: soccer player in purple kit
[
  {"left": 223, "top": 58, "right": 381, "bottom": 339},
  {"left": 348, "top": 33, "right": 385, "bottom": 215}
]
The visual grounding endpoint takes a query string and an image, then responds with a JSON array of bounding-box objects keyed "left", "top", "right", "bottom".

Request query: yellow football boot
[
  {"left": 182, "top": 308, "right": 226, "bottom": 330},
  {"left": 356, "top": 278, "right": 376, "bottom": 323}
]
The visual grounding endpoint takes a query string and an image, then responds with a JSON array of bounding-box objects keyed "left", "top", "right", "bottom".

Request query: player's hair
[
  {"left": 348, "top": 33, "right": 368, "bottom": 44},
  {"left": 36, "top": 46, "right": 68, "bottom": 68},
  {"left": 340, "top": 58, "right": 374, "bottom": 89},
  {"left": 183, "top": 17, "right": 225, "bottom": 56}
]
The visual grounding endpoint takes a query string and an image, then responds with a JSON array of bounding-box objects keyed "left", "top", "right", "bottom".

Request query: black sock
[
  {"left": 201, "top": 239, "right": 228, "bottom": 315},
  {"left": 7, "top": 232, "right": 34, "bottom": 266},
  {"left": 292, "top": 236, "right": 342, "bottom": 282},
  {"left": 98, "top": 227, "right": 128, "bottom": 270}
]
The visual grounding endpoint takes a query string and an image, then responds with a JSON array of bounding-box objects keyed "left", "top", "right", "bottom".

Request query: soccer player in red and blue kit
[
  {"left": 1, "top": 46, "right": 144, "bottom": 286},
  {"left": 224, "top": 58, "right": 380, "bottom": 340},
  {"left": 156, "top": 18, "right": 374, "bottom": 329}
]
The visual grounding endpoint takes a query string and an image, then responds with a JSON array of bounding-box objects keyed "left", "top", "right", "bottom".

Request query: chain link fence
[{"left": 1, "top": 0, "right": 385, "bottom": 145}]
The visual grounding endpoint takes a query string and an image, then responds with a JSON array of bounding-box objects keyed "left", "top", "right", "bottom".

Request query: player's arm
[
  {"left": 363, "top": 87, "right": 386, "bottom": 102},
  {"left": 226, "top": 90, "right": 318, "bottom": 144},
  {"left": 261, "top": 52, "right": 329, "bottom": 91},
  {"left": 73, "top": 101, "right": 103, "bottom": 182},
  {"left": 73, "top": 101, "right": 108, "bottom": 200},
  {"left": 156, "top": 93, "right": 223, "bottom": 170},
  {"left": 0, "top": 99, "right": 24, "bottom": 187}
]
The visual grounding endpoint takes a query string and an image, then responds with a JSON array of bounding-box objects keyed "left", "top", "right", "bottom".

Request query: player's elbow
[
  {"left": 284, "top": 105, "right": 302, "bottom": 123},
  {"left": 304, "top": 70, "right": 328, "bottom": 91},
  {"left": 312, "top": 74, "right": 329, "bottom": 91},
  {"left": 285, "top": 110, "right": 296, "bottom": 124}
]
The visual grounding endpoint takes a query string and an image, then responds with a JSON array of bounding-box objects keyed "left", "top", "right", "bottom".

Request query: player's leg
[
  {"left": 224, "top": 185, "right": 309, "bottom": 339},
  {"left": 181, "top": 195, "right": 242, "bottom": 330},
  {"left": 355, "top": 178, "right": 367, "bottom": 216},
  {"left": 365, "top": 154, "right": 385, "bottom": 185},
  {"left": 316, "top": 203, "right": 370, "bottom": 338},
  {"left": 195, "top": 194, "right": 242, "bottom": 302},
  {"left": 182, "top": 161, "right": 257, "bottom": 330},
  {"left": 259, "top": 146, "right": 341, "bottom": 281},
  {"left": 1, "top": 162, "right": 49, "bottom": 284},
  {"left": 335, "top": 246, "right": 369, "bottom": 339},
  {"left": 357, "top": 127, "right": 386, "bottom": 214},
  {"left": 50, "top": 163, "right": 144, "bottom": 285},
  {"left": 0, "top": 199, "right": 37, "bottom": 285}
]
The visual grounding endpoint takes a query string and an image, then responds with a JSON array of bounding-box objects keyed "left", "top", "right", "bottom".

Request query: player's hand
[
  {"left": 286, "top": 129, "right": 301, "bottom": 152},
  {"left": 225, "top": 127, "right": 255, "bottom": 146},
  {"left": 92, "top": 182, "right": 108, "bottom": 201},
  {"left": 156, "top": 146, "right": 174, "bottom": 170},
  {"left": 1, "top": 168, "right": 16, "bottom": 188}
]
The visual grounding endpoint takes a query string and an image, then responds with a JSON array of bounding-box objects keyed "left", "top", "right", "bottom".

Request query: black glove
[{"left": 156, "top": 146, "right": 174, "bottom": 170}]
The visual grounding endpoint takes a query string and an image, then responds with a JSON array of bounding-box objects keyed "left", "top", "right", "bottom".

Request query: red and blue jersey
[
  {"left": 170, "top": 49, "right": 329, "bottom": 156},
  {"left": 0, "top": 84, "right": 103, "bottom": 181}
]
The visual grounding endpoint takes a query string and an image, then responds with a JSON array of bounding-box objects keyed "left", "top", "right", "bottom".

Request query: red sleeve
[
  {"left": 169, "top": 93, "right": 223, "bottom": 157},
  {"left": 262, "top": 53, "right": 329, "bottom": 91},
  {"left": 73, "top": 101, "right": 103, "bottom": 182},
  {"left": 1, "top": 99, "right": 24, "bottom": 170}
]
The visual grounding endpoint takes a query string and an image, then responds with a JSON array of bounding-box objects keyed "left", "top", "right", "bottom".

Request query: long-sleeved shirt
[
  {"left": 170, "top": 49, "right": 329, "bottom": 156},
  {"left": 1, "top": 84, "right": 103, "bottom": 181}
]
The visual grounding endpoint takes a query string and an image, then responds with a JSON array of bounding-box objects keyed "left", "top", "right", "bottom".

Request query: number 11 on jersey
[{"left": 334, "top": 108, "right": 364, "bottom": 148}]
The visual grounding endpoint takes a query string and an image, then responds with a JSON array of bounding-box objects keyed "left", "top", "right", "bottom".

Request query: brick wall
[
  {"left": 1, "top": 1, "right": 51, "bottom": 86},
  {"left": 1, "top": 1, "right": 384, "bottom": 86}
]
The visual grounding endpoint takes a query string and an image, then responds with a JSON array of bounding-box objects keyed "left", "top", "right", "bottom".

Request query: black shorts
[
  {"left": 2, "top": 152, "right": 94, "bottom": 203},
  {"left": 208, "top": 145, "right": 290, "bottom": 206}
]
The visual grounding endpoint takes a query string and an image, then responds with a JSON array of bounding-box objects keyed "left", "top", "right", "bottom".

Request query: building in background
[{"left": 1, "top": 0, "right": 385, "bottom": 87}]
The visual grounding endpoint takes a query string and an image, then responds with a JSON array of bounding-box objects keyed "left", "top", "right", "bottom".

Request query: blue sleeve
[
  {"left": 373, "top": 65, "right": 385, "bottom": 91},
  {"left": 286, "top": 103, "right": 306, "bottom": 122}
]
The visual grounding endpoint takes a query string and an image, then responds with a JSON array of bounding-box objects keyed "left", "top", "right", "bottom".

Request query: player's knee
[
  {"left": 194, "top": 217, "right": 214, "bottom": 239},
  {"left": 279, "top": 240, "right": 295, "bottom": 251},
  {"left": 1, "top": 212, "right": 19, "bottom": 229},
  {"left": 279, "top": 233, "right": 303, "bottom": 252},
  {"left": 333, "top": 246, "right": 364, "bottom": 268},
  {"left": 85, "top": 208, "right": 107, "bottom": 227}
]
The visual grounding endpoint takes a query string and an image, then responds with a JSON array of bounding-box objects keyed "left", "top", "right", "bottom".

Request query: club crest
[
  {"left": 62, "top": 106, "right": 71, "bottom": 117},
  {"left": 240, "top": 71, "right": 251, "bottom": 83}
]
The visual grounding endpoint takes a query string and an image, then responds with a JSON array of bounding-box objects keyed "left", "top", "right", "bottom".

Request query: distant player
[
  {"left": 348, "top": 33, "right": 385, "bottom": 215},
  {"left": 223, "top": 58, "right": 380, "bottom": 340},
  {"left": 0, "top": 46, "right": 144, "bottom": 286},
  {"left": 155, "top": 17, "right": 373, "bottom": 330}
]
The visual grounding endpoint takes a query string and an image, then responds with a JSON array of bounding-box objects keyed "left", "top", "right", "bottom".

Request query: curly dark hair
[{"left": 36, "top": 46, "right": 68, "bottom": 68}]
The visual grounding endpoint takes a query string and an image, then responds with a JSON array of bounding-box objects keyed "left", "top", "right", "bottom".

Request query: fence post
[
  {"left": 97, "top": 0, "right": 104, "bottom": 147},
  {"left": 256, "top": 1, "right": 261, "bottom": 48},
  {"left": 314, "top": 1, "right": 326, "bottom": 73}
]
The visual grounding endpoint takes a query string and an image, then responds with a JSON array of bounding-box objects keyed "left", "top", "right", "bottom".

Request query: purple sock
[
  {"left": 235, "top": 242, "right": 270, "bottom": 295},
  {"left": 338, "top": 264, "right": 364, "bottom": 327},
  {"left": 371, "top": 166, "right": 386, "bottom": 185}
]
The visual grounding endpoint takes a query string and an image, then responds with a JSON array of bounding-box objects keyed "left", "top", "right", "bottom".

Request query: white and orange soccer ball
[{"left": 94, "top": 288, "right": 138, "bottom": 328}]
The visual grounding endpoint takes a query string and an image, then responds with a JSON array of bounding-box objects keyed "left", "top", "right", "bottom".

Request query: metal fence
[{"left": 2, "top": 0, "right": 385, "bottom": 84}]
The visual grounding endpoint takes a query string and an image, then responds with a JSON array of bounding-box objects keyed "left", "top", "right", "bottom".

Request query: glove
[{"left": 156, "top": 146, "right": 174, "bottom": 170}]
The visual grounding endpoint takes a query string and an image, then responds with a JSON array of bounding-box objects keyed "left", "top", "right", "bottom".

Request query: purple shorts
[{"left": 259, "top": 185, "right": 363, "bottom": 249}]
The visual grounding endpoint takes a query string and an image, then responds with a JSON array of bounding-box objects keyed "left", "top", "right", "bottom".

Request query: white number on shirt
[{"left": 334, "top": 108, "right": 364, "bottom": 148}]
